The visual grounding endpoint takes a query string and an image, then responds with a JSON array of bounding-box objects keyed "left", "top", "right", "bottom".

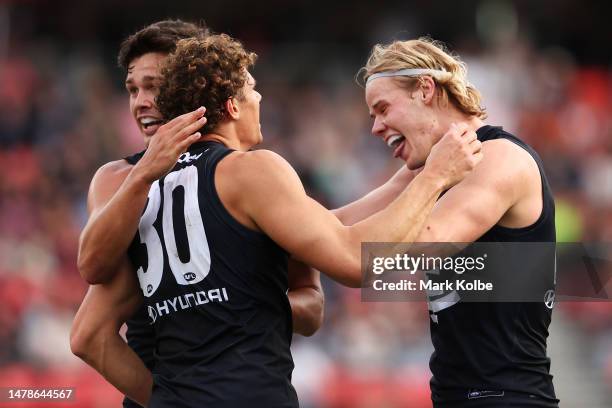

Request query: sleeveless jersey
[
  {"left": 126, "top": 141, "right": 297, "bottom": 407},
  {"left": 122, "top": 152, "right": 157, "bottom": 408},
  {"left": 428, "top": 126, "right": 559, "bottom": 407}
]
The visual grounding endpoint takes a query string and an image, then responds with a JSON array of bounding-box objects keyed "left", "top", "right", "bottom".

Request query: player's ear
[
  {"left": 420, "top": 76, "right": 436, "bottom": 105},
  {"left": 225, "top": 97, "right": 240, "bottom": 120}
]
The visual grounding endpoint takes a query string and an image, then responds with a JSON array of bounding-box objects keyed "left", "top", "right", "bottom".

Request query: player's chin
[
  {"left": 141, "top": 129, "right": 155, "bottom": 143},
  {"left": 399, "top": 147, "right": 415, "bottom": 167},
  {"left": 404, "top": 154, "right": 425, "bottom": 170}
]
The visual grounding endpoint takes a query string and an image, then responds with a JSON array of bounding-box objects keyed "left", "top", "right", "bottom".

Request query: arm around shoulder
[{"left": 77, "top": 160, "right": 152, "bottom": 284}]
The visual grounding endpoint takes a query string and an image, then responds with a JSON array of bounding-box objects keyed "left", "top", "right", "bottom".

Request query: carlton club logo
[
  {"left": 148, "top": 306, "right": 158, "bottom": 324},
  {"left": 543, "top": 290, "right": 555, "bottom": 309}
]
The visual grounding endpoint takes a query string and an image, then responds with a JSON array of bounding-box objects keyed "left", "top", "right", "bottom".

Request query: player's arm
[
  {"left": 225, "top": 126, "right": 480, "bottom": 287},
  {"left": 78, "top": 109, "right": 206, "bottom": 284},
  {"left": 287, "top": 260, "right": 324, "bottom": 336},
  {"left": 77, "top": 161, "right": 147, "bottom": 284},
  {"left": 416, "top": 139, "right": 537, "bottom": 243},
  {"left": 70, "top": 258, "right": 152, "bottom": 407},
  {"left": 233, "top": 150, "right": 440, "bottom": 287},
  {"left": 332, "top": 166, "right": 418, "bottom": 225}
]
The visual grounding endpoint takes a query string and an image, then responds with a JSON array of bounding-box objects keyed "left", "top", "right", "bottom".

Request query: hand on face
[
  {"left": 422, "top": 123, "right": 483, "bottom": 189},
  {"left": 134, "top": 107, "right": 207, "bottom": 183}
]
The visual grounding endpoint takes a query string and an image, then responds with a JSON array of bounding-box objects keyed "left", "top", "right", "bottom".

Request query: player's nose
[
  {"left": 135, "top": 89, "right": 155, "bottom": 110},
  {"left": 371, "top": 116, "right": 386, "bottom": 137}
]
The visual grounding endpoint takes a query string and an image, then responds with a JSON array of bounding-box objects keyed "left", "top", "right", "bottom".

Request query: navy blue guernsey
[
  {"left": 126, "top": 142, "right": 297, "bottom": 408},
  {"left": 428, "top": 126, "right": 558, "bottom": 407},
  {"left": 122, "top": 151, "right": 157, "bottom": 408}
]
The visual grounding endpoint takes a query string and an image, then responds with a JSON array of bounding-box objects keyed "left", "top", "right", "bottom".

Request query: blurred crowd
[{"left": 0, "top": 11, "right": 611, "bottom": 408}]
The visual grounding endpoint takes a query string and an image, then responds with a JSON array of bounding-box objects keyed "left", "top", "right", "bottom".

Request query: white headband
[{"left": 366, "top": 68, "right": 450, "bottom": 85}]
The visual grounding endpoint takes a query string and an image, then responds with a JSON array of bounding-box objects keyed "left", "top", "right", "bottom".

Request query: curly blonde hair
[
  {"left": 157, "top": 34, "right": 257, "bottom": 133},
  {"left": 361, "top": 37, "right": 487, "bottom": 119}
]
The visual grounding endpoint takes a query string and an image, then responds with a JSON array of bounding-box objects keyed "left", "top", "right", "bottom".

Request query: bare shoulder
[
  {"left": 90, "top": 159, "right": 132, "bottom": 195},
  {"left": 466, "top": 138, "right": 541, "bottom": 210},
  {"left": 218, "top": 148, "right": 305, "bottom": 205},
  {"left": 103, "top": 159, "right": 133, "bottom": 170},
  {"left": 479, "top": 138, "right": 543, "bottom": 227},
  {"left": 87, "top": 159, "right": 133, "bottom": 210},
  {"left": 94, "top": 159, "right": 133, "bottom": 180},
  {"left": 218, "top": 149, "right": 301, "bottom": 188},
  {"left": 481, "top": 138, "right": 532, "bottom": 159},
  {"left": 477, "top": 139, "right": 539, "bottom": 180},
  {"left": 224, "top": 149, "right": 294, "bottom": 172},
  {"left": 215, "top": 149, "right": 304, "bottom": 229},
  {"left": 441, "top": 138, "right": 540, "bottom": 207}
]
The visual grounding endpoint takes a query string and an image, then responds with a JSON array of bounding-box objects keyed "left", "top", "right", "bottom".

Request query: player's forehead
[
  {"left": 125, "top": 52, "right": 167, "bottom": 83},
  {"left": 365, "top": 77, "right": 399, "bottom": 111}
]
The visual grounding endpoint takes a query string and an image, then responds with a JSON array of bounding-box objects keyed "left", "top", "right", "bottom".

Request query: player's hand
[
  {"left": 423, "top": 123, "right": 482, "bottom": 189},
  {"left": 134, "top": 107, "right": 207, "bottom": 183}
]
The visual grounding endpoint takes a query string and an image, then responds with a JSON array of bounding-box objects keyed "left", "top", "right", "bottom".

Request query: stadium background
[{"left": 0, "top": 0, "right": 610, "bottom": 406}]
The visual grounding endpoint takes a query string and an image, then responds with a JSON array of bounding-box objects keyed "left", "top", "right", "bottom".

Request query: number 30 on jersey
[{"left": 136, "top": 166, "right": 211, "bottom": 297}]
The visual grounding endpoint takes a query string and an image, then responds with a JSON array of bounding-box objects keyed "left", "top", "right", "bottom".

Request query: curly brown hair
[{"left": 156, "top": 34, "right": 257, "bottom": 134}]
